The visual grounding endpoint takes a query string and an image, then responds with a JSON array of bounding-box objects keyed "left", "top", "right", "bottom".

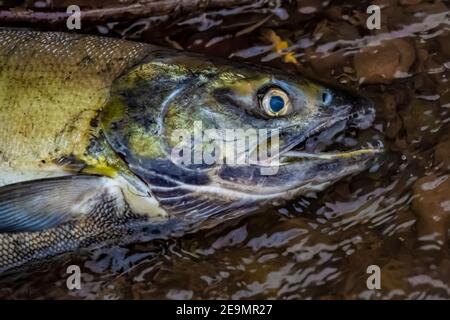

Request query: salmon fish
[{"left": 0, "top": 29, "right": 382, "bottom": 272}]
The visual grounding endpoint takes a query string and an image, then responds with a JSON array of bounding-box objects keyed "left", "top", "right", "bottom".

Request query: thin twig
[{"left": 0, "top": 0, "right": 266, "bottom": 25}]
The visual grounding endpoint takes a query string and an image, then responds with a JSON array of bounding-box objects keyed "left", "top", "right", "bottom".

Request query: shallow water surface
[{"left": 0, "top": 0, "right": 450, "bottom": 299}]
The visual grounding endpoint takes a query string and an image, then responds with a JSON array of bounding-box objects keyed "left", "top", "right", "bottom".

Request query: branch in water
[{"left": 0, "top": 0, "right": 266, "bottom": 25}]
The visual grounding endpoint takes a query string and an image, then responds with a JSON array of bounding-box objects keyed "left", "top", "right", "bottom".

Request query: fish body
[
  {"left": 0, "top": 30, "right": 147, "bottom": 183},
  {"left": 0, "top": 30, "right": 381, "bottom": 272}
]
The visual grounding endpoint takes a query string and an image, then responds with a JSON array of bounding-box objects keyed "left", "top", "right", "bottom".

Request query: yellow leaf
[{"left": 261, "top": 29, "right": 299, "bottom": 65}]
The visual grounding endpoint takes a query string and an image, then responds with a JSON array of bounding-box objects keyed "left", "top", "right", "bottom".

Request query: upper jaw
[{"left": 278, "top": 103, "right": 381, "bottom": 162}]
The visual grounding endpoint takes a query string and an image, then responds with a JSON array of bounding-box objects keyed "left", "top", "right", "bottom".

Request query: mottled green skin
[{"left": 0, "top": 30, "right": 152, "bottom": 181}]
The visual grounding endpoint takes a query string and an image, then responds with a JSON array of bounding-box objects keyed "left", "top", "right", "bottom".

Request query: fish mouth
[{"left": 279, "top": 107, "right": 384, "bottom": 164}]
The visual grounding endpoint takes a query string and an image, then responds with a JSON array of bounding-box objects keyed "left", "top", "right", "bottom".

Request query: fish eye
[
  {"left": 322, "top": 90, "right": 333, "bottom": 106},
  {"left": 261, "top": 88, "right": 291, "bottom": 117}
]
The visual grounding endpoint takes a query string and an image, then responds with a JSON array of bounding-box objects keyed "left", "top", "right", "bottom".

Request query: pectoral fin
[{"left": 0, "top": 175, "right": 112, "bottom": 232}]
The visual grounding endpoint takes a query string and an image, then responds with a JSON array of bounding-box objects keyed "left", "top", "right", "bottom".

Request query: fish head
[{"left": 101, "top": 53, "right": 383, "bottom": 227}]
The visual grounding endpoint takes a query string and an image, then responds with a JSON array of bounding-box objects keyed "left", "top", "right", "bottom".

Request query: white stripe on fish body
[{"left": 0, "top": 166, "right": 71, "bottom": 188}]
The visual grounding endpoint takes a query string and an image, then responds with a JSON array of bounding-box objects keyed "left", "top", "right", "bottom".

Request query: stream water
[{"left": 0, "top": 0, "right": 450, "bottom": 299}]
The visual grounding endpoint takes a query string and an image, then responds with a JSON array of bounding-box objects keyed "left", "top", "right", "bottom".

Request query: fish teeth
[
  {"left": 375, "top": 139, "right": 385, "bottom": 149},
  {"left": 362, "top": 140, "right": 384, "bottom": 150}
]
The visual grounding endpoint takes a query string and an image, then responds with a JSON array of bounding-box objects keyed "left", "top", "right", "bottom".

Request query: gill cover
[{"left": 100, "top": 53, "right": 242, "bottom": 223}]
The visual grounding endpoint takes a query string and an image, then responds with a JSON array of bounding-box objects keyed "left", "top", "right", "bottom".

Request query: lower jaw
[
  {"left": 281, "top": 141, "right": 384, "bottom": 161},
  {"left": 252, "top": 141, "right": 384, "bottom": 168}
]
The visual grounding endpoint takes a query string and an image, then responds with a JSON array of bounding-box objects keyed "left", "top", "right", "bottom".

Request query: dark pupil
[
  {"left": 269, "top": 95, "right": 285, "bottom": 113},
  {"left": 322, "top": 92, "right": 331, "bottom": 105}
]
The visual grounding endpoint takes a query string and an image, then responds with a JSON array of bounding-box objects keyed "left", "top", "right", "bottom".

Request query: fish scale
[
  {"left": 0, "top": 190, "right": 139, "bottom": 273},
  {"left": 0, "top": 30, "right": 150, "bottom": 174}
]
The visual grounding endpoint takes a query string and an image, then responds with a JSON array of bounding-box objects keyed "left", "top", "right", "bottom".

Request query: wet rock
[
  {"left": 435, "top": 141, "right": 450, "bottom": 170},
  {"left": 296, "top": 0, "right": 322, "bottom": 15},
  {"left": 314, "top": 20, "right": 360, "bottom": 43},
  {"left": 412, "top": 174, "right": 450, "bottom": 248},
  {"left": 305, "top": 20, "right": 359, "bottom": 76},
  {"left": 382, "top": 94, "right": 402, "bottom": 139},
  {"left": 348, "top": 10, "right": 366, "bottom": 27},
  {"left": 435, "top": 136, "right": 450, "bottom": 171},
  {"left": 324, "top": 5, "right": 343, "bottom": 21},
  {"left": 354, "top": 39, "right": 416, "bottom": 84},
  {"left": 399, "top": 0, "right": 422, "bottom": 5},
  {"left": 438, "top": 33, "right": 450, "bottom": 58},
  {"left": 413, "top": 74, "right": 437, "bottom": 94},
  {"left": 379, "top": 2, "right": 412, "bottom": 32},
  {"left": 399, "top": 98, "right": 439, "bottom": 146},
  {"left": 386, "top": 116, "right": 403, "bottom": 140},
  {"left": 305, "top": 49, "right": 349, "bottom": 75},
  {"left": 381, "top": 259, "right": 411, "bottom": 292},
  {"left": 416, "top": 48, "right": 429, "bottom": 73},
  {"left": 404, "top": 2, "right": 448, "bottom": 15}
]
